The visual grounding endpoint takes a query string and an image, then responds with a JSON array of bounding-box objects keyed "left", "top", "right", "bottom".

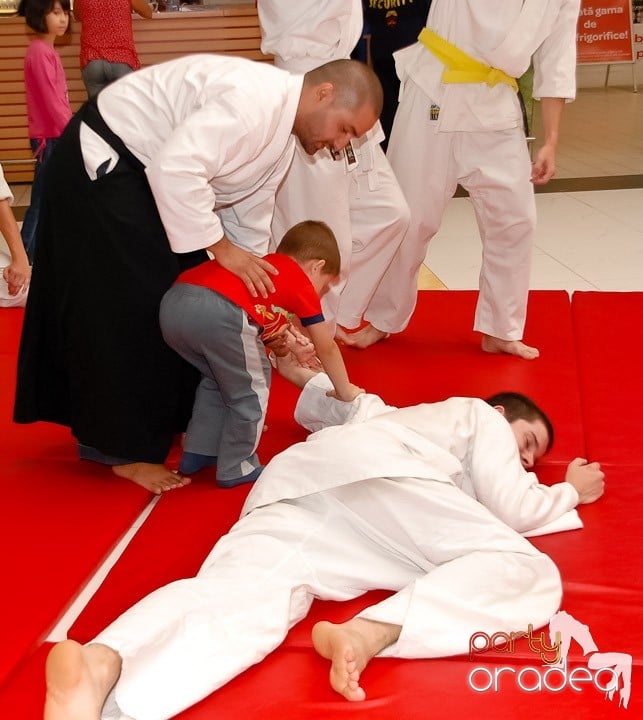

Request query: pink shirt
[
  {"left": 76, "top": 0, "right": 141, "bottom": 70},
  {"left": 24, "top": 39, "right": 72, "bottom": 140}
]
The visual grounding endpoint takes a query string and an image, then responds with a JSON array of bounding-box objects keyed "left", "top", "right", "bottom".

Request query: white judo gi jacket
[
  {"left": 394, "top": 0, "right": 580, "bottom": 133},
  {"left": 244, "top": 375, "right": 579, "bottom": 534},
  {"left": 97, "top": 376, "right": 580, "bottom": 720},
  {"left": 257, "top": 0, "right": 410, "bottom": 329},
  {"left": 82, "top": 55, "right": 303, "bottom": 256}
]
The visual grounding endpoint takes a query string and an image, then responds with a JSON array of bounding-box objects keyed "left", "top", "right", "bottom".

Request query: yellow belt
[{"left": 418, "top": 27, "right": 518, "bottom": 92}]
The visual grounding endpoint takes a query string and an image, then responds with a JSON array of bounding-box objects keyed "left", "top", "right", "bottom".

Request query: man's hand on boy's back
[{"left": 208, "top": 235, "right": 278, "bottom": 298}]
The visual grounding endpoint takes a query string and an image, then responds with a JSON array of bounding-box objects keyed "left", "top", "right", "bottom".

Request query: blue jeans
[
  {"left": 21, "top": 137, "right": 59, "bottom": 264},
  {"left": 82, "top": 60, "right": 133, "bottom": 101}
]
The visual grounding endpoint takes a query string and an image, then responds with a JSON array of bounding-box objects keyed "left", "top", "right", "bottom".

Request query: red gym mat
[
  {"left": 342, "top": 290, "right": 585, "bottom": 464},
  {"left": 0, "top": 318, "right": 151, "bottom": 689},
  {"left": 68, "top": 291, "right": 588, "bottom": 640},
  {"left": 5, "top": 290, "right": 634, "bottom": 719},
  {"left": 0, "top": 306, "right": 23, "bottom": 355},
  {"left": 3, "top": 643, "right": 639, "bottom": 720},
  {"left": 572, "top": 292, "right": 643, "bottom": 465},
  {"left": 532, "top": 465, "right": 643, "bottom": 594}
]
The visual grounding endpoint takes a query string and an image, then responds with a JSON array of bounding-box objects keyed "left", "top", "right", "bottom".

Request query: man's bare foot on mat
[
  {"left": 336, "top": 324, "right": 390, "bottom": 349},
  {"left": 44, "top": 640, "right": 121, "bottom": 720},
  {"left": 481, "top": 335, "right": 540, "bottom": 360},
  {"left": 312, "top": 618, "right": 401, "bottom": 701},
  {"left": 113, "top": 462, "right": 191, "bottom": 494}
]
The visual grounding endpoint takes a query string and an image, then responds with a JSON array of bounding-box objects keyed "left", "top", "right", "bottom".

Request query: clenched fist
[{"left": 565, "top": 458, "right": 605, "bottom": 504}]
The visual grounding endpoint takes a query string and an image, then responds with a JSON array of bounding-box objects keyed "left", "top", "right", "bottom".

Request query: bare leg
[
  {"left": 44, "top": 640, "right": 122, "bottom": 720},
  {"left": 335, "top": 324, "right": 390, "bottom": 350},
  {"left": 112, "top": 462, "right": 191, "bottom": 494},
  {"left": 481, "top": 335, "right": 540, "bottom": 360},
  {"left": 312, "top": 618, "right": 401, "bottom": 701}
]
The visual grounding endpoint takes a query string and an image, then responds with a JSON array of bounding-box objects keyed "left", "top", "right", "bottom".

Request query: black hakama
[{"left": 14, "top": 102, "right": 207, "bottom": 463}]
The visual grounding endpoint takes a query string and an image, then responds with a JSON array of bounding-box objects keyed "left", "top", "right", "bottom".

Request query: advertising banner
[{"left": 577, "top": 0, "right": 634, "bottom": 64}]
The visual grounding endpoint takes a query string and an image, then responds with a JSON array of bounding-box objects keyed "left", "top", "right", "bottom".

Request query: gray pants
[
  {"left": 82, "top": 60, "right": 133, "bottom": 100},
  {"left": 159, "top": 284, "right": 271, "bottom": 482}
]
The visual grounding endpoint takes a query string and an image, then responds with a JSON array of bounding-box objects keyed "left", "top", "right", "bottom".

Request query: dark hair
[
  {"left": 18, "top": 0, "right": 71, "bottom": 35},
  {"left": 485, "top": 391, "right": 555, "bottom": 452},
  {"left": 304, "top": 59, "right": 384, "bottom": 119},
  {"left": 276, "top": 220, "right": 341, "bottom": 276}
]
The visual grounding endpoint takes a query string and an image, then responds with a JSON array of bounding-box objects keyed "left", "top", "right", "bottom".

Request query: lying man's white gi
[
  {"left": 367, "top": 0, "right": 580, "bottom": 340},
  {"left": 257, "top": 0, "right": 410, "bottom": 330},
  {"left": 95, "top": 375, "right": 579, "bottom": 720}
]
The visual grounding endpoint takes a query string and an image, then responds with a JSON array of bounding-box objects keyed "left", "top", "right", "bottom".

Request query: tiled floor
[
  {"left": 426, "top": 188, "right": 643, "bottom": 292},
  {"left": 5, "top": 187, "right": 641, "bottom": 294},
  {"left": 534, "top": 86, "right": 643, "bottom": 179}
]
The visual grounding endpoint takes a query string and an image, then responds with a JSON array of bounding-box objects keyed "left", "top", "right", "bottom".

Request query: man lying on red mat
[{"left": 44, "top": 363, "right": 604, "bottom": 720}]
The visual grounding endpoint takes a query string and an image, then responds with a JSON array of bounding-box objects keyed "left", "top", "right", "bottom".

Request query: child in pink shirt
[{"left": 18, "top": 0, "right": 72, "bottom": 262}]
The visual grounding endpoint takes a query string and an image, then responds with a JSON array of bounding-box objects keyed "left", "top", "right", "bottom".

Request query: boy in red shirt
[{"left": 160, "top": 221, "right": 363, "bottom": 488}]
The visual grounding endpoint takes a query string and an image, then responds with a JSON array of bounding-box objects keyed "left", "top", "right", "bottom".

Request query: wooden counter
[{"left": 0, "top": 5, "right": 270, "bottom": 183}]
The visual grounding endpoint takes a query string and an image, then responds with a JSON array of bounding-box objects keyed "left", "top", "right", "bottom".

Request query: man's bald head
[
  {"left": 294, "top": 60, "right": 383, "bottom": 156},
  {"left": 303, "top": 59, "right": 384, "bottom": 118}
]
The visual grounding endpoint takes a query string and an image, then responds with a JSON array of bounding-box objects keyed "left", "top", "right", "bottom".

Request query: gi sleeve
[
  {"left": 467, "top": 404, "right": 579, "bottom": 533},
  {"left": 532, "top": 0, "right": 580, "bottom": 100},
  {"left": 145, "top": 104, "right": 274, "bottom": 255}
]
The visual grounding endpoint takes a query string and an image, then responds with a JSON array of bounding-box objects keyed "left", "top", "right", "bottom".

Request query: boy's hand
[
  {"left": 264, "top": 330, "right": 290, "bottom": 357},
  {"left": 326, "top": 384, "right": 365, "bottom": 402},
  {"left": 210, "top": 237, "right": 277, "bottom": 298},
  {"left": 565, "top": 458, "right": 605, "bottom": 504},
  {"left": 3, "top": 258, "right": 30, "bottom": 296}
]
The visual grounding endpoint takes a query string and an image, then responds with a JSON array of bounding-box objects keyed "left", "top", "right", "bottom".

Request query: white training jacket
[
  {"left": 91, "top": 55, "right": 302, "bottom": 255},
  {"left": 394, "top": 0, "right": 580, "bottom": 132},
  {"left": 257, "top": 0, "right": 363, "bottom": 73},
  {"left": 243, "top": 379, "right": 580, "bottom": 536}
]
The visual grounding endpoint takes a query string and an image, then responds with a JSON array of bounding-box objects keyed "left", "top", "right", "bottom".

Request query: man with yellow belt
[{"left": 345, "top": 0, "right": 581, "bottom": 358}]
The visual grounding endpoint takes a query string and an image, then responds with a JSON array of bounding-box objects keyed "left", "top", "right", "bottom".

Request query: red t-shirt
[{"left": 175, "top": 253, "right": 324, "bottom": 342}]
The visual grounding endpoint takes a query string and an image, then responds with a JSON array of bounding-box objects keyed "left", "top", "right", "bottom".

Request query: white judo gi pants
[
  {"left": 95, "top": 413, "right": 561, "bottom": 720},
  {"left": 370, "top": 78, "right": 537, "bottom": 340},
  {"left": 270, "top": 138, "right": 410, "bottom": 331}
]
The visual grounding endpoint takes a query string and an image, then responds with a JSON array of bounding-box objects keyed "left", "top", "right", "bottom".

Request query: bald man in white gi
[
  {"left": 347, "top": 0, "right": 580, "bottom": 357},
  {"left": 257, "top": 0, "right": 410, "bottom": 334},
  {"left": 44, "top": 370, "right": 604, "bottom": 719},
  {"left": 15, "top": 55, "right": 382, "bottom": 495}
]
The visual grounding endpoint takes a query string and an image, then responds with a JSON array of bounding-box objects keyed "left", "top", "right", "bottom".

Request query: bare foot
[
  {"left": 481, "top": 335, "right": 540, "bottom": 360},
  {"left": 44, "top": 640, "right": 121, "bottom": 720},
  {"left": 312, "top": 618, "right": 401, "bottom": 702},
  {"left": 336, "top": 324, "right": 390, "bottom": 350},
  {"left": 334, "top": 326, "right": 356, "bottom": 345},
  {"left": 112, "top": 462, "right": 191, "bottom": 494}
]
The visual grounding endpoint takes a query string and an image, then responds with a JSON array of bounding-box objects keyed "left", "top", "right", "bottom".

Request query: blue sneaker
[
  {"left": 179, "top": 452, "right": 218, "bottom": 474},
  {"left": 217, "top": 465, "right": 264, "bottom": 489}
]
